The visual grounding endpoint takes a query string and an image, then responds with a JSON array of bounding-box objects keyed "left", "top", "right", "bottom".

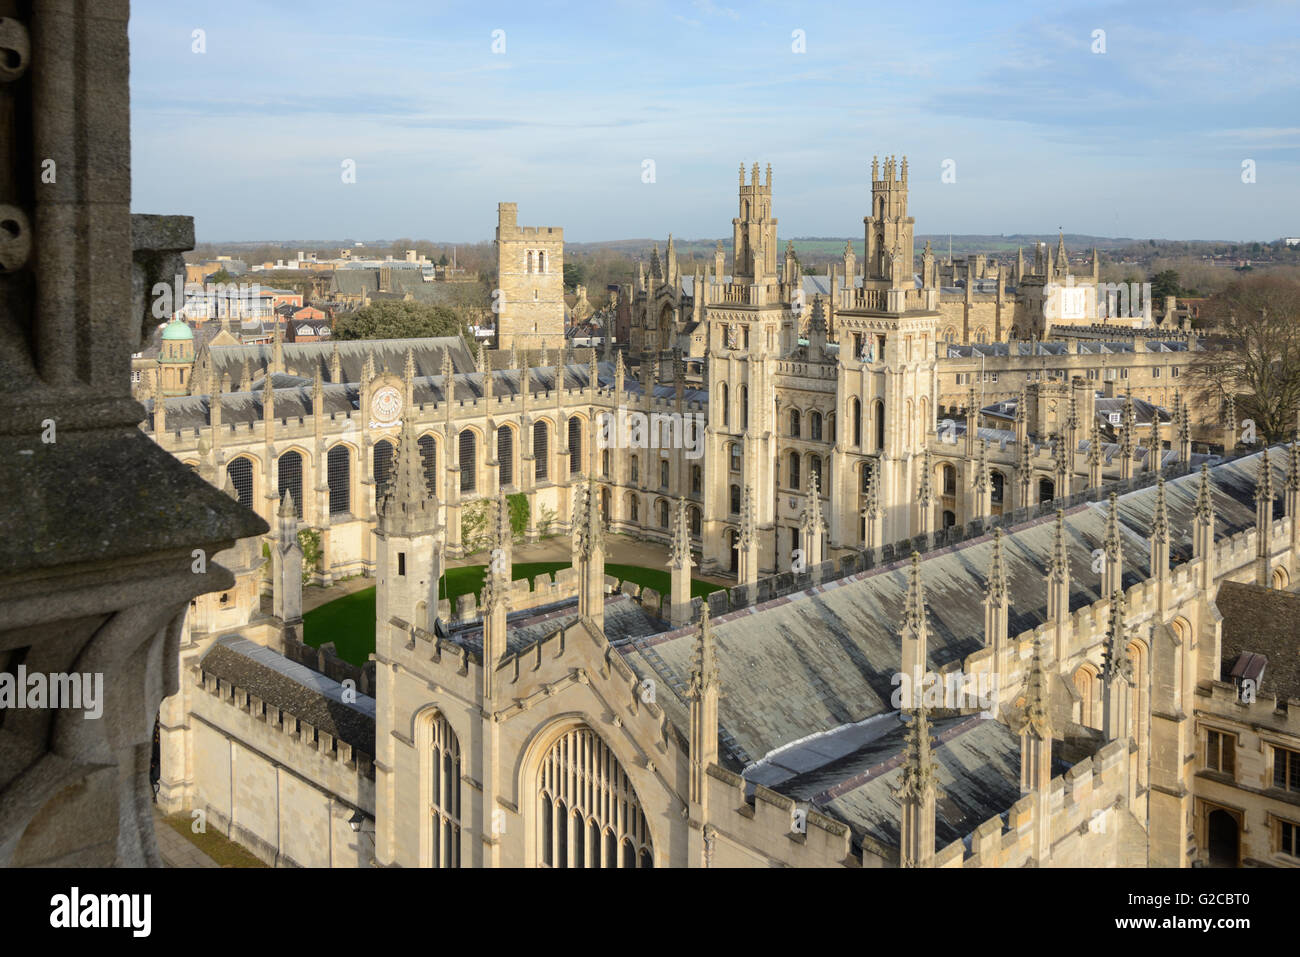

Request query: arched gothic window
[
  {"left": 534, "top": 420, "right": 549, "bottom": 481},
  {"left": 810, "top": 411, "right": 822, "bottom": 441},
  {"left": 277, "top": 450, "right": 303, "bottom": 517},
  {"left": 459, "top": 429, "right": 477, "bottom": 493},
  {"left": 537, "top": 726, "right": 653, "bottom": 868},
  {"left": 373, "top": 439, "right": 394, "bottom": 496},
  {"left": 418, "top": 434, "right": 437, "bottom": 497},
  {"left": 327, "top": 445, "right": 351, "bottom": 515},
  {"left": 788, "top": 451, "right": 801, "bottom": 490},
  {"left": 498, "top": 425, "right": 515, "bottom": 488},
  {"left": 422, "top": 712, "right": 461, "bottom": 868},
  {"left": 227, "top": 457, "right": 254, "bottom": 509},
  {"left": 568, "top": 416, "right": 583, "bottom": 475}
]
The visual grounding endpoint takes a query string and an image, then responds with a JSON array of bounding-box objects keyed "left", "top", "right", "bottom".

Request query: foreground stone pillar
[{"left": 0, "top": 3, "right": 266, "bottom": 867}]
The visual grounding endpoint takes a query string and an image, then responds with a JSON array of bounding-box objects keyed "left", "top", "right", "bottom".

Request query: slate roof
[
  {"left": 145, "top": 359, "right": 709, "bottom": 430},
  {"left": 1215, "top": 581, "right": 1300, "bottom": 702},
  {"left": 328, "top": 266, "right": 462, "bottom": 305},
  {"left": 447, "top": 592, "right": 667, "bottom": 659},
  {"left": 202, "top": 336, "right": 475, "bottom": 384},
  {"left": 615, "top": 446, "right": 1285, "bottom": 815},
  {"left": 199, "top": 635, "right": 375, "bottom": 752},
  {"left": 777, "top": 713, "right": 1037, "bottom": 850}
]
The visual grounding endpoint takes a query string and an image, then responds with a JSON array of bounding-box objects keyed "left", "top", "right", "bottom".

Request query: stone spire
[
  {"left": 901, "top": 552, "right": 928, "bottom": 689},
  {"left": 1052, "top": 432, "right": 1068, "bottom": 499},
  {"left": 687, "top": 604, "right": 721, "bottom": 814},
  {"left": 1018, "top": 436, "right": 1033, "bottom": 505},
  {"left": 571, "top": 476, "right": 605, "bottom": 628},
  {"left": 1118, "top": 395, "right": 1135, "bottom": 480},
  {"left": 1256, "top": 448, "right": 1275, "bottom": 586},
  {"left": 669, "top": 497, "right": 694, "bottom": 626},
  {"left": 799, "top": 470, "right": 826, "bottom": 568},
  {"left": 738, "top": 484, "right": 759, "bottom": 584},
  {"left": 329, "top": 342, "right": 341, "bottom": 383},
  {"left": 480, "top": 490, "right": 512, "bottom": 700},
  {"left": 1014, "top": 386, "right": 1027, "bottom": 443},
  {"left": 970, "top": 439, "right": 990, "bottom": 526},
  {"left": 1018, "top": 628, "right": 1052, "bottom": 743},
  {"left": 917, "top": 449, "right": 934, "bottom": 535},
  {"left": 984, "top": 528, "right": 1009, "bottom": 682},
  {"left": 1015, "top": 615, "right": 1053, "bottom": 864},
  {"left": 489, "top": 486, "right": 513, "bottom": 576},
  {"left": 272, "top": 490, "right": 303, "bottom": 628},
  {"left": 1151, "top": 473, "right": 1170, "bottom": 583},
  {"left": 1148, "top": 405, "right": 1162, "bottom": 473},
  {"left": 1175, "top": 390, "right": 1190, "bottom": 462},
  {"left": 1193, "top": 462, "right": 1216, "bottom": 591},
  {"left": 1086, "top": 417, "right": 1103, "bottom": 488},
  {"left": 1102, "top": 491, "right": 1123, "bottom": 599},
  {"left": 377, "top": 411, "right": 439, "bottom": 537},
  {"left": 1100, "top": 586, "right": 1132, "bottom": 742},
  {"left": 894, "top": 700, "right": 940, "bottom": 869},
  {"left": 440, "top": 347, "right": 454, "bottom": 404},
  {"left": 1046, "top": 509, "right": 1070, "bottom": 660}
]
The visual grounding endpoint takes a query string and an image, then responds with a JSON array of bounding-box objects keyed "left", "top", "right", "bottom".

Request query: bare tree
[{"left": 1191, "top": 275, "right": 1300, "bottom": 443}]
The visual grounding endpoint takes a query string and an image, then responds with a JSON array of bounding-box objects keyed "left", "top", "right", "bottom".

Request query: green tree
[
  {"left": 563, "top": 261, "right": 586, "bottom": 290},
  {"left": 1149, "top": 269, "right": 1182, "bottom": 301},
  {"left": 438, "top": 254, "right": 450, "bottom": 267},
  {"left": 207, "top": 268, "right": 234, "bottom": 285},
  {"left": 333, "top": 300, "right": 466, "bottom": 341}
]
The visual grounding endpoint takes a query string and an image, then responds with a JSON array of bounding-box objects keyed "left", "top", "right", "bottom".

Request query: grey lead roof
[
  {"left": 617, "top": 447, "right": 1282, "bottom": 777},
  {"left": 200, "top": 635, "right": 376, "bottom": 752}
]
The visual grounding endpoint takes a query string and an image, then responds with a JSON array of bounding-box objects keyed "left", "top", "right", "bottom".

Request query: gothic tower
[
  {"left": 732, "top": 162, "right": 778, "bottom": 281},
  {"left": 374, "top": 412, "right": 443, "bottom": 635},
  {"left": 864, "top": 155, "right": 914, "bottom": 290}
]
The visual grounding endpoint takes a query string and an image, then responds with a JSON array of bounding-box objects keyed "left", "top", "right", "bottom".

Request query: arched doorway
[
  {"left": 1038, "top": 477, "right": 1055, "bottom": 503},
  {"left": 1206, "top": 808, "right": 1240, "bottom": 867},
  {"left": 729, "top": 530, "right": 739, "bottom": 574}
]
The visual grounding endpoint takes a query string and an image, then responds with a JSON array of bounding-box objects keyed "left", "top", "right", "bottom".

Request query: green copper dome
[{"left": 161, "top": 318, "right": 193, "bottom": 341}]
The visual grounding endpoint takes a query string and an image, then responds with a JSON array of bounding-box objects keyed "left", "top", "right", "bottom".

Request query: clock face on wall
[{"left": 371, "top": 385, "right": 402, "bottom": 428}]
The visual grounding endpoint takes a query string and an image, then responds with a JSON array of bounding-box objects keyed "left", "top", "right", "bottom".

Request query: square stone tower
[{"left": 495, "top": 202, "right": 566, "bottom": 351}]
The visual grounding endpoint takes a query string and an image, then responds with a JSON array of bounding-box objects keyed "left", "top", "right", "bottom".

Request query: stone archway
[{"left": 1206, "top": 807, "right": 1240, "bottom": 867}]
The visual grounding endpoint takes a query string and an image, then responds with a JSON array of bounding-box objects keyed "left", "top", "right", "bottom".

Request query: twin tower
[{"left": 731, "top": 157, "right": 914, "bottom": 287}]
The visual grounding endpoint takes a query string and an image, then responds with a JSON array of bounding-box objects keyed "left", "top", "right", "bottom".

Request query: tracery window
[
  {"left": 373, "top": 439, "right": 394, "bottom": 496},
  {"left": 568, "top": 416, "right": 583, "bottom": 475},
  {"left": 537, "top": 726, "right": 654, "bottom": 868},
  {"left": 227, "top": 457, "right": 254, "bottom": 509},
  {"left": 422, "top": 712, "right": 461, "bottom": 868},
  {"left": 534, "top": 420, "right": 549, "bottom": 481},
  {"left": 327, "top": 445, "right": 351, "bottom": 515},
  {"left": 459, "top": 429, "right": 477, "bottom": 493},
  {"left": 418, "top": 434, "right": 437, "bottom": 497},
  {"left": 277, "top": 450, "right": 303, "bottom": 518}
]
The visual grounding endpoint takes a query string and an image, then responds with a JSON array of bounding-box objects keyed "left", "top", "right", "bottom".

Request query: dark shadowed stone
[
  {"left": 706, "top": 591, "right": 728, "bottom": 617},
  {"left": 773, "top": 571, "right": 794, "bottom": 595},
  {"left": 756, "top": 578, "right": 774, "bottom": 601}
]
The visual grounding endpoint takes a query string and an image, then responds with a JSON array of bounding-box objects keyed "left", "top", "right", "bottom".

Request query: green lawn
[{"left": 304, "top": 561, "right": 722, "bottom": 666}]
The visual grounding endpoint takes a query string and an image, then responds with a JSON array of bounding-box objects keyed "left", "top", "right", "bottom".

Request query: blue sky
[{"left": 130, "top": 0, "right": 1300, "bottom": 243}]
